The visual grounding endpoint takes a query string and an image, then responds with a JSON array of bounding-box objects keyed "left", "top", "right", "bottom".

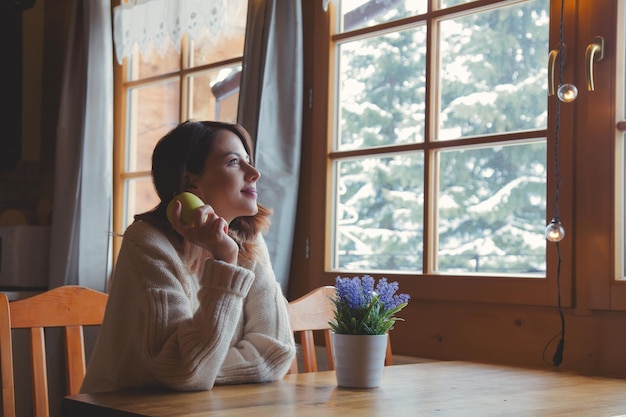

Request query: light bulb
[
  {"left": 557, "top": 83, "right": 578, "bottom": 103},
  {"left": 545, "top": 218, "right": 565, "bottom": 242}
]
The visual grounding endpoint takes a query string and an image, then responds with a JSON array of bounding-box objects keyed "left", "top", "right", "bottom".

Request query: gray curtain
[
  {"left": 238, "top": 0, "right": 303, "bottom": 294},
  {"left": 40, "top": 2, "right": 113, "bottom": 415},
  {"left": 49, "top": 0, "right": 113, "bottom": 292}
]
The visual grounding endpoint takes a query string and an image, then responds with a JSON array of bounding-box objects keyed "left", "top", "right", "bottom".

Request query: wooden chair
[
  {"left": 0, "top": 285, "right": 108, "bottom": 417},
  {"left": 286, "top": 285, "right": 393, "bottom": 374}
]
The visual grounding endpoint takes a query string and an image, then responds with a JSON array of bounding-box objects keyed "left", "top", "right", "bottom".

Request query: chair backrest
[
  {"left": 0, "top": 285, "right": 108, "bottom": 417},
  {"left": 286, "top": 285, "right": 393, "bottom": 374}
]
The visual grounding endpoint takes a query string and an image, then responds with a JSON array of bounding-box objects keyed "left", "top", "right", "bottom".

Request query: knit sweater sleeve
[
  {"left": 134, "top": 228, "right": 293, "bottom": 391},
  {"left": 135, "top": 237, "right": 256, "bottom": 391},
  {"left": 214, "top": 234, "right": 296, "bottom": 385}
]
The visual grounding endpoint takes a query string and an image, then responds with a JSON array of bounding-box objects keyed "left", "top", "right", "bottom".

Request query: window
[
  {"left": 331, "top": 0, "right": 550, "bottom": 275},
  {"left": 112, "top": 1, "right": 248, "bottom": 258},
  {"left": 285, "top": 0, "right": 624, "bottom": 370},
  {"left": 302, "top": 0, "right": 617, "bottom": 307}
]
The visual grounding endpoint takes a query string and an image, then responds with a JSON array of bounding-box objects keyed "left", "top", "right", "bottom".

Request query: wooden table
[{"left": 62, "top": 361, "right": 626, "bottom": 417}]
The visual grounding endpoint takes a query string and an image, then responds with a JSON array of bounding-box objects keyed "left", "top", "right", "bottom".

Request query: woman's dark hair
[{"left": 136, "top": 120, "right": 271, "bottom": 261}]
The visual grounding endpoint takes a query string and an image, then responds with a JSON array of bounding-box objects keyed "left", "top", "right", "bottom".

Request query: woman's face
[{"left": 188, "top": 130, "right": 260, "bottom": 223}]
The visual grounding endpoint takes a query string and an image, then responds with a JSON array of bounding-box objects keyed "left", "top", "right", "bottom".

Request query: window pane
[
  {"left": 189, "top": 66, "right": 241, "bottom": 122},
  {"left": 437, "top": 0, "right": 549, "bottom": 140},
  {"left": 125, "top": 177, "right": 159, "bottom": 229},
  {"left": 333, "top": 153, "right": 424, "bottom": 271},
  {"left": 127, "top": 80, "right": 180, "bottom": 172},
  {"left": 338, "top": 0, "right": 427, "bottom": 32},
  {"left": 436, "top": 141, "right": 546, "bottom": 275},
  {"left": 337, "top": 26, "right": 427, "bottom": 151},
  {"left": 128, "top": 42, "right": 181, "bottom": 81}
]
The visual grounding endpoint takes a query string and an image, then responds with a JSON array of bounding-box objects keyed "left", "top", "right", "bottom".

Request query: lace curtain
[{"left": 113, "top": 0, "right": 232, "bottom": 64}]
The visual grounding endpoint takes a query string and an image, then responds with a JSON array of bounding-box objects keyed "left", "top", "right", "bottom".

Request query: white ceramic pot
[{"left": 332, "top": 333, "right": 388, "bottom": 388}]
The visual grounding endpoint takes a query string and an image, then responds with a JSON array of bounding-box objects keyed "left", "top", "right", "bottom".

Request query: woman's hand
[{"left": 169, "top": 201, "right": 239, "bottom": 264}]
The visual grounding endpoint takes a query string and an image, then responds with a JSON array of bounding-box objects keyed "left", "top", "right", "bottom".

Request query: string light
[
  {"left": 545, "top": 218, "right": 565, "bottom": 242},
  {"left": 557, "top": 83, "right": 578, "bottom": 102}
]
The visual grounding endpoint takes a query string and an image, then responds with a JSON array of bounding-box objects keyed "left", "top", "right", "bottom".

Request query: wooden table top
[{"left": 61, "top": 361, "right": 626, "bottom": 417}]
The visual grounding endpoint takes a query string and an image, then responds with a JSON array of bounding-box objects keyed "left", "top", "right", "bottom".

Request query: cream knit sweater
[{"left": 80, "top": 220, "right": 295, "bottom": 393}]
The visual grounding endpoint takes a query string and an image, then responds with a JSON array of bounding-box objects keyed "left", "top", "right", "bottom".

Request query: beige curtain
[{"left": 238, "top": 0, "right": 303, "bottom": 293}]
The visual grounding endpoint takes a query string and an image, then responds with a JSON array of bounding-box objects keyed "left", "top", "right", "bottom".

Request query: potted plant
[{"left": 329, "top": 275, "right": 410, "bottom": 388}]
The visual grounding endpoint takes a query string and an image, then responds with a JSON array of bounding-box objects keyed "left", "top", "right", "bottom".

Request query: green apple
[{"left": 166, "top": 192, "right": 205, "bottom": 225}]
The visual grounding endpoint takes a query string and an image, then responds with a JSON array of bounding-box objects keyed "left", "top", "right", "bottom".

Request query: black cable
[
  {"left": 549, "top": 0, "right": 566, "bottom": 367},
  {"left": 552, "top": 242, "right": 565, "bottom": 366},
  {"left": 541, "top": 241, "right": 565, "bottom": 366}
]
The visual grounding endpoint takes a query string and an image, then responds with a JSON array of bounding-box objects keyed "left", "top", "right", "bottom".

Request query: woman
[{"left": 81, "top": 121, "right": 295, "bottom": 393}]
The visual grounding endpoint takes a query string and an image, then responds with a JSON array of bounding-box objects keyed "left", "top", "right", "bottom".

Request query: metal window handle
[
  {"left": 585, "top": 36, "right": 605, "bottom": 91},
  {"left": 548, "top": 44, "right": 565, "bottom": 96}
]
